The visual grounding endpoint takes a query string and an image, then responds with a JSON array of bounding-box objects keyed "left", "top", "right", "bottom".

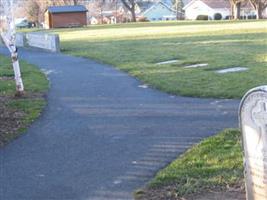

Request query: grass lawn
[
  {"left": 50, "top": 20, "right": 267, "bottom": 99},
  {"left": 0, "top": 54, "right": 48, "bottom": 146},
  {"left": 135, "top": 129, "right": 244, "bottom": 199}
]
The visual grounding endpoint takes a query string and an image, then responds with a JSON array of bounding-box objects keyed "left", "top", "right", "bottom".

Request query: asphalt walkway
[{"left": 0, "top": 47, "right": 240, "bottom": 200}]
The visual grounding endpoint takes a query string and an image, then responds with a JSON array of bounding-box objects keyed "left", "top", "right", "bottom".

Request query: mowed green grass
[
  {"left": 51, "top": 20, "right": 267, "bottom": 98},
  {"left": 136, "top": 129, "right": 243, "bottom": 198},
  {"left": 0, "top": 55, "right": 48, "bottom": 145},
  {"left": 0, "top": 55, "right": 48, "bottom": 95}
]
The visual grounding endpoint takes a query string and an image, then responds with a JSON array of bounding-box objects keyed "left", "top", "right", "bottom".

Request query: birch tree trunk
[
  {"left": 1, "top": 0, "right": 24, "bottom": 96},
  {"left": 1, "top": 33, "right": 24, "bottom": 95}
]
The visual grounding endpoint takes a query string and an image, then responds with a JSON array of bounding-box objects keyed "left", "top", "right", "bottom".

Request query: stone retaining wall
[{"left": 16, "top": 32, "right": 60, "bottom": 52}]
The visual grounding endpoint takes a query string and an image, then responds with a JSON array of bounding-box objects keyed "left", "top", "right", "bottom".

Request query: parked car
[
  {"left": 15, "top": 19, "right": 34, "bottom": 28},
  {"left": 15, "top": 20, "right": 36, "bottom": 29},
  {"left": 15, "top": 19, "right": 29, "bottom": 28}
]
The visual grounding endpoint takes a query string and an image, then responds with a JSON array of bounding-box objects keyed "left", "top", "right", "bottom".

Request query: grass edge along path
[
  {"left": 0, "top": 54, "right": 49, "bottom": 147},
  {"left": 52, "top": 20, "right": 267, "bottom": 99},
  {"left": 135, "top": 129, "right": 245, "bottom": 200}
]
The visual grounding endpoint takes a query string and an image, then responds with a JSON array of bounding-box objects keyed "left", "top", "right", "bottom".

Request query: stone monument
[
  {"left": 15, "top": 32, "right": 60, "bottom": 52},
  {"left": 239, "top": 86, "right": 267, "bottom": 200},
  {"left": 25, "top": 32, "right": 60, "bottom": 52}
]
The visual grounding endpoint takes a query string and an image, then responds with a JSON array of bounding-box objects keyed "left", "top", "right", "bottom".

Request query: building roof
[
  {"left": 201, "top": 0, "right": 230, "bottom": 8},
  {"left": 184, "top": 0, "right": 253, "bottom": 10},
  {"left": 184, "top": 0, "right": 230, "bottom": 9},
  {"left": 47, "top": 5, "right": 87, "bottom": 13},
  {"left": 143, "top": 1, "right": 176, "bottom": 15},
  {"left": 136, "top": 1, "right": 155, "bottom": 13},
  {"left": 183, "top": 0, "right": 192, "bottom": 6}
]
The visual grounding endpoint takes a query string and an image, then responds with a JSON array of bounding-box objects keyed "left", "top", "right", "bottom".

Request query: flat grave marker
[
  {"left": 156, "top": 60, "right": 179, "bottom": 65},
  {"left": 216, "top": 67, "right": 248, "bottom": 74},
  {"left": 184, "top": 63, "right": 208, "bottom": 69}
]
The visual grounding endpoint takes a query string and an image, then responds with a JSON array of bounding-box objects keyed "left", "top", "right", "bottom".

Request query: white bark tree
[{"left": 0, "top": 0, "right": 24, "bottom": 96}]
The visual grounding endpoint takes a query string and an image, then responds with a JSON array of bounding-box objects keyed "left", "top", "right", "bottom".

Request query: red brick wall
[{"left": 51, "top": 12, "right": 87, "bottom": 28}]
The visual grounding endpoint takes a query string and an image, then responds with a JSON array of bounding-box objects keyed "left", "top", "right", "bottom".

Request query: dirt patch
[
  {"left": 0, "top": 92, "right": 47, "bottom": 147},
  {"left": 0, "top": 96, "right": 25, "bottom": 146},
  {"left": 136, "top": 185, "right": 246, "bottom": 200},
  {"left": 184, "top": 188, "right": 246, "bottom": 200}
]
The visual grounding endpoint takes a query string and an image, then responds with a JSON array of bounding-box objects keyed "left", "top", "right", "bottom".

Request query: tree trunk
[
  {"left": 130, "top": 8, "right": 136, "bottom": 22},
  {"left": 121, "top": 0, "right": 136, "bottom": 22},
  {"left": 256, "top": 4, "right": 263, "bottom": 19},
  {"left": 230, "top": 4, "right": 234, "bottom": 19},
  {"left": 249, "top": 0, "right": 267, "bottom": 20},
  {"left": 234, "top": 2, "right": 241, "bottom": 19},
  {"left": 176, "top": 2, "right": 179, "bottom": 20},
  {"left": 237, "top": 2, "right": 241, "bottom": 19},
  {"left": 0, "top": 33, "right": 24, "bottom": 96}
]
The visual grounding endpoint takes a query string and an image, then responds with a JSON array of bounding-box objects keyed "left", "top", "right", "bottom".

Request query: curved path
[{"left": 0, "top": 47, "right": 240, "bottom": 200}]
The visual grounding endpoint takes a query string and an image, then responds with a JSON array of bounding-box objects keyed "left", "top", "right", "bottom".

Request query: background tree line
[
  {"left": 229, "top": 0, "right": 267, "bottom": 19},
  {"left": 122, "top": 0, "right": 267, "bottom": 21},
  {"left": 24, "top": 0, "right": 267, "bottom": 25}
]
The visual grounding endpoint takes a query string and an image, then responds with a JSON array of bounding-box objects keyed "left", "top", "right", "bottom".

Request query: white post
[{"left": 0, "top": 0, "right": 24, "bottom": 96}]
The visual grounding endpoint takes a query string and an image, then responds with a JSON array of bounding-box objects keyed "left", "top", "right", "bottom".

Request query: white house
[
  {"left": 183, "top": 0, "right": 230, "bottom": 20},
  {"left": 184, "top": 0, "right": 256, "bottom": 20},
  {"left": 139, "top": 1, "right": 180, "bottom": 21}
]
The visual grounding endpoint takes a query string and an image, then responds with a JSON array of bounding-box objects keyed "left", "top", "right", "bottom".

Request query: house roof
[
  {"left": 184, "top": 0, "right": 230, "bottom": 10},
  {"left": 240, "top": 1, "right": 254, "bottom": 9},
  {"left": 183, "top": 0, "right": 192, "bottom": 6},
  {"left": 136, "top": 1, "right": 155, "bottom": 13},
  {"left": 184, "top": 0, "right": 253, "bottom": 10},
  {"left": 47, "top": 5, "right": 87, "bottom": 13},
  {"left": 143, "top": 1, "right": 177, "bottom": 15},
  {"left": 201, "top": 0, "right": 230, "bottom": 8}
]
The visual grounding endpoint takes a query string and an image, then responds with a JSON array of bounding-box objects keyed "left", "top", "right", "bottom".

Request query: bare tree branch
[
  {"left": 121, "top": 0, "right": 136, "bottom": 22},
  {"left": 249, "top": 0, "right": 267, "bottom": 19},
  {"left": 229, "top": 0, "right": 244, "bottom": 19}
]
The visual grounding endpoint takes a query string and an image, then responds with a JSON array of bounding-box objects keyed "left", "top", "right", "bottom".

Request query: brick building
[{"left": 45, "top": 5, "right": 88, "bottom": 29}]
